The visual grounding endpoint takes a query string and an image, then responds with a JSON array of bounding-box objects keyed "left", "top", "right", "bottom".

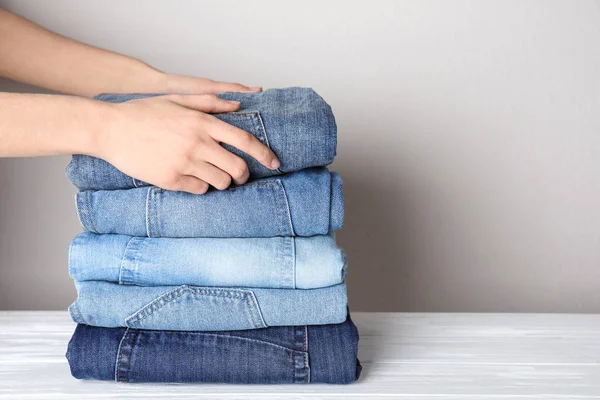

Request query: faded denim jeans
[
  {"left": 69, "top": 280, "right": 348, "bottom": 331},
  {"left": 66, "top": 312, "right": 361, "bottom": 384},
  {"left": 67, "top": 88, "right": 337, "bottom": 190},
  {"left": 75, "top": 167, "right": 343, "bottom": 238},
  {"left": 69, "top": 232, "right": 346, "bottom": 289}
]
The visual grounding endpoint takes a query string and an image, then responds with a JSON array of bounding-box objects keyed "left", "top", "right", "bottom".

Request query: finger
[
  {"left": 206, "top": 81, "right": 262, "bottom": 94},
  {"left": 167, "top": 175, "right": 209, "bottom": 195},
  {"left": 202, "top": 141, "right": 250, "bottom": 185},
  {"left": 166, "top": 94, "right": 241, "bottom": 114},
  {"left": 207, "top": 117, "right": 280, "bottom": 170},
  {"left": 186, "top": 161, "right": 233, "bottom": 191}
]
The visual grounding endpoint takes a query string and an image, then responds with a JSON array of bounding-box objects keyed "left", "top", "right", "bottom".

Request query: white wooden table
[{"left": 2, "top": 312, "right": 600, "bottom": 399}]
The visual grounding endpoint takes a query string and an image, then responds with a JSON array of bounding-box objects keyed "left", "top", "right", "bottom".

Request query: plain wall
[{"left": 1, "top": 0, "right": 599, "bottom": 312}]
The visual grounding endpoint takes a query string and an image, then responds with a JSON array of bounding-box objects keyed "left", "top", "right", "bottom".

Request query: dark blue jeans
[
  {"left": 67, "top": 88, "right": 337, "bottom": 190},
  {"left": 66, "top": 312, "right": 361, "bottom": 384}
]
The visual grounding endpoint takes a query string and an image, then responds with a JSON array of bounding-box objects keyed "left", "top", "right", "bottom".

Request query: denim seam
[
  {"left": 143, "top": 331, "right": 301, "bottom": 353},
  {"left": 244, "top": 290, "right": 267, "bottom": 328},
  {"left": 305, "top": 325, "right": 311, "bottom": 383},
  {"left": 149, "top": 188, "right": 161, "bottom": 238},
  {"left": 119, "top": 237, "right": 137, "bottom": 285},
  {"left": 253, "top": 111, "right": 282, "bottom": 174},
  {"left": 227, "top": 179, "right": 279, "bottom": 191},
  {"left": 73, "top": 194, "right": 86, "bottom": 232},
  {"left": 114, "top": 328, "right": 130, "bottom": 382},
  {"left": 268, "top": 181, "right": 286, "bottom": 236},
  {"left": 76, "top": 191, "right": 99, "bottom": 234},
  {"left": 291, "top": 237, "right": 297, "bottom": 289},
  {"left": 116, "top": 328, "right": 140, "bottom": 383},
  {"left": 144, "top": 187, "right": 153, "bottom": 237},
  {"left": 277, "top": 180, "right": 296, "bottom": 236},
  {"left": 125, "top": 286, "right": 266, "bottom": 329},
  {"left": 132, "top": 177, "right": 138, "bottom": 188},
  {"left": 292, "top": 325, "right": 310, "bottom": 383}
]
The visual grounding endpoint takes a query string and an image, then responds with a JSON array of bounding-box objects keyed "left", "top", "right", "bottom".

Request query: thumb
[{"left": 165, "top": 94, "right": 241, "bottom": 114}]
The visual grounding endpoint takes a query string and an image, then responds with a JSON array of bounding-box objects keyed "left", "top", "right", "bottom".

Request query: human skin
[{"left": 0, "top": 9, "right": 280, "bottom": 193}]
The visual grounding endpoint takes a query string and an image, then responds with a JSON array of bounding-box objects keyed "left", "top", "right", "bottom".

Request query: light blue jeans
[
  {"left": 67, "top": 88, "right": 337, "bottom": 190},
  {"left": 76, "top": 168, "right": 343, "bottom": 238},
  {"left": 69, "top": 281, "right": 348, "bottom": 331},
  {"left": 69, "top": 232, "right": 346, "bottom": 289}
]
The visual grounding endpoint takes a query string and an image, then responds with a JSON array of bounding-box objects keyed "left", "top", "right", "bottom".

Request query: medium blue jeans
[
  {"left": 69, "top": 232, "right": 346, "bottom": 289},
  {"left": 76, "top": 167, "right": 343, "bottom": 238},
  {"left": 66, "top": 312, "right": 361, "bottom": 384},
  {"left": 70, "top": 281, "right": 348, "bottom": 331},
  {"left": 67, "top": 88, "right": 337, "bottom": 190}
]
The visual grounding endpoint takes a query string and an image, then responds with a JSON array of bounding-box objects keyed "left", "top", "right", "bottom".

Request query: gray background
[{"left": 1, "top": 0, "right": 599, "bottom": 312}]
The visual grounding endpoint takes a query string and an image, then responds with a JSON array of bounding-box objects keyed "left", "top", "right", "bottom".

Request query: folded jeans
[
  {"left": 75, "top": 167, "right": 343, "bottom": 238},
  {"left": 66, "top": 312, "right": 361, "bottom": 384},
  {"left": 70, "top": 281, "right": 348, "bottom": 331},
  {"left": 69, "top": 232, "right": 346, "bottom": 289},
  {"left": 67, "top": 88, "right": 337, "bottom": 190}
]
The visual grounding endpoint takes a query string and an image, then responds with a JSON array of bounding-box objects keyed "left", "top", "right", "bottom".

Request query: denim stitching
[
  {"left": 228, "top": 111, "right": 268, "bottom": 142},
  {"left": 254, "top": 111, "right": 282, "bottom": 174},
  {"left": 227, "top": 179, "right": 277, "bottom": 191},
  {"left": 270, "top": 182, "right": 286, "bottom": 236},
  {"left": 73, "top": 193, "right": 86, "bottom": 232},
  {"left": 116, "top": 328, "right": 140, "bottom": 382},
  {"left": 291, "top": 237, "right": 297, "bottom": 289},
  {"left": 150, "top": 188, "right": 161, "bottom": 238},
  {"left": 226, "top": 111, "right": 284, "bottom": 175},
  {"left": 132, "top": 177, "right": 138, "bottom": 188},
  {"left": 276, "top": 180, "right": 296, "bottom": 236},
  {"left": 144, "top": 187, "right": 152, "bottom": 237},
  {"left": 127, "top": 287, "right": 259, "bottom": 326},
  {"left": 125, "top": 286, "right": 265, "bottom": 329},
  {"left": 277, "top": 237, "right": 294, "bottom": 289},
  {"left": 119, "top": 237, "right": 137, "bottom": 285},
  {"left": 77, "top": 191, "right": 99, "bottom": 234},
  {"left": 142, "top": 330, "right": 301, "bottom": 353},
  {"left": 244, "top": 290, "right": 267, "bottom": 328},
  {"left": 84, "top": 191, "right": 100, "bottom": 233},
  {"left": 114, "top": 328, "right": 130, "bottom": 382},
  {"left": 304, "top": 325, "right": 310, "bottom": 383},
  {"left": 291, "top": 325, "right": 310, "bottom": 383}
]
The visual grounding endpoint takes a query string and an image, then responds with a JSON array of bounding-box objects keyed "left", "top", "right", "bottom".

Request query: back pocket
[
  {"left": 125, "top": 285, "right": 267, "bottom": 331},
  {"left": 118, "top": 329, "right": 309, "bottom": 383}
]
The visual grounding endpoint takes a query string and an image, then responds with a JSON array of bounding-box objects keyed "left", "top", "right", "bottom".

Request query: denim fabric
[
  {"left": 66, "top": 313, "right": 361, "bottom": 384},
  {"left": 69, "top": 281, "right": 348, "bottom": 331},
  {"left": 66, "top": 88, "right": 337, "bottom": 190},
  {"left": 75, "top": 168, "right": 343, "bottom": 238},
  {"left": 69, "top": 232, "right": 346, "bottom": 289}
]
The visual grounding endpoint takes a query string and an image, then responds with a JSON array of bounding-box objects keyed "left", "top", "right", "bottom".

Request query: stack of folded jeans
[{"left": 64, "top": 88, "right": 361, "bottom": 384}]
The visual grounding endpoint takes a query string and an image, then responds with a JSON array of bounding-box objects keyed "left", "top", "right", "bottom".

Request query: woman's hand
[
  {"left": 160, "top": 73, "right": 263, "bottom": 95},
  {"left": 94, "top": 94, "right": 280, "bottom": 194}
]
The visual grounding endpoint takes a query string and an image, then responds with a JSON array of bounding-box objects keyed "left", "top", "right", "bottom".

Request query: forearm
[
  {"left": 0, "top": 9, "right": 167, "bottom": 97},
  {"left": 0, "top": 93, "right": 108, "bottom": 157}
]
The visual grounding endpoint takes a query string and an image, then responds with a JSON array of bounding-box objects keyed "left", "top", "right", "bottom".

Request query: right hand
[{"left": 94, "top": 94, "right": 280, "bottom": 194}]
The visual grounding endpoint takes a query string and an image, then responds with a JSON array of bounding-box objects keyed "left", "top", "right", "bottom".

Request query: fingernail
[
  {"left": 249, "top": 86, "right": 262, "bottom": 92},
  {"left": 227, "top": 100, "right": 240, "bottom": 105},
  {"left": 270, "top": 158, "right": 280, "bottom": 169}
]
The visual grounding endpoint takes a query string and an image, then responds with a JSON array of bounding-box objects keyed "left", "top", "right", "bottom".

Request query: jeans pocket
[
  {"left": 117, "top": 329, "right": 309, "bottom": 383},
  {"left": 124, "top": 285, "right": 267, "bottom": 331}
]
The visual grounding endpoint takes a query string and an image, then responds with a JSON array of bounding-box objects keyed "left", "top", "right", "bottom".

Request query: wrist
[{"left": 74, "top": 98, "right": 119, "bottom": 158}]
